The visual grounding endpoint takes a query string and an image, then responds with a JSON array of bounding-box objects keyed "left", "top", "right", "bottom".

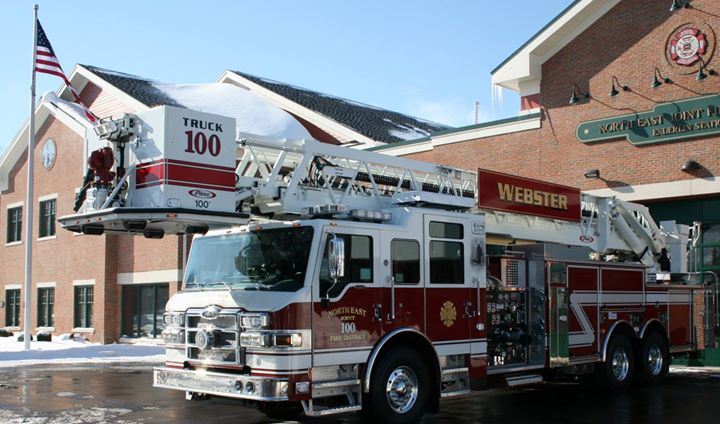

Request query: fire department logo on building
[
  {"left": 669, "top": 28, "right": 706, "bottom": 66},
  {"left": 440, "top": 301, "right": 457, "bottom": 327},
  {"left": 665, "top": 23, "right": 715, "bottom": 74}
]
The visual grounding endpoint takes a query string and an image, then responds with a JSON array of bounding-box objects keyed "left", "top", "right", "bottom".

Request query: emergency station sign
[{"left": 477, "top": 169, "right": 581, "bottom": 222}]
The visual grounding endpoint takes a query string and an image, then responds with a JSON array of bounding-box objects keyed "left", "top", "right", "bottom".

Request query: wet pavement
[{"left": 0, "top": 364, "right": 719, "bottom": 423}]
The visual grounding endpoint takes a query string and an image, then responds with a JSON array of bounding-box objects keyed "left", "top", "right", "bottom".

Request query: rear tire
[
  {"left": 596, "top": 334, "right": 635, "bottom": 392},
  {"left": 364, "top": 347, "right": 430, "bottom": 424},
  {"left": 637, "top": 331, "right": 669, "bottom": 385}
]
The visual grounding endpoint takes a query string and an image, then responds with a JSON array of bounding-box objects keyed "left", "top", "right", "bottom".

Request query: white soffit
[{"left": 586, "top": 178, "right": 720, "bottom": 202}]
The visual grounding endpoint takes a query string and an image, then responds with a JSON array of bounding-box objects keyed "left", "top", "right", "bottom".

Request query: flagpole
[{"left": 24, "top": 4, "right": 39, "bottom": 351}]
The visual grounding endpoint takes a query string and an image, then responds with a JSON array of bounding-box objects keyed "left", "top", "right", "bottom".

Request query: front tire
[
  {"left": 364, "top": 347, "right": 430, "bottom": 424},
  {"left": 637, "top": 331, "right": 669, "bottom": 385},
  {"left": 596, "top": 334, "right": 635, "bottom": 392}
]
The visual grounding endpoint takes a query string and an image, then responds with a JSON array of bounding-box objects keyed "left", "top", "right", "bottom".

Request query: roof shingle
[{"left": 230, "top": 71, "right": 450, "bottom": 144}]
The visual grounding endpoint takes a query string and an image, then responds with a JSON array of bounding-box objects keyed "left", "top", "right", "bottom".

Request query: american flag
[{"left": 35, "top": 19, "right": 96, "bottom": 123}]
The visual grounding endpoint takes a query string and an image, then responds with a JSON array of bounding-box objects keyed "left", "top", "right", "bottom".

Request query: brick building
[
  {"left": 371, "top": 0, "right": 720, "bottom": 364},
  {"left": 0, "top": 65, "right": 443, "bottom": 343}
]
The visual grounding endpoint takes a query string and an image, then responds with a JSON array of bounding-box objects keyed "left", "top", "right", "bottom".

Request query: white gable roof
[{"left": 491, "top": 0, "right": 620, "bottom": 96}]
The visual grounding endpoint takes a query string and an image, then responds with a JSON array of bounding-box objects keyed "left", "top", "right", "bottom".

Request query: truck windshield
[{"left": 184, "top": 226, "right": 314, "bottom": 292}]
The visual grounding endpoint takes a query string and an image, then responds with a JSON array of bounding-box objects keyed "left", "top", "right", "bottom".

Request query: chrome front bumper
[{"left": 154, "top": 367, "right": 289, "bottom": 401}]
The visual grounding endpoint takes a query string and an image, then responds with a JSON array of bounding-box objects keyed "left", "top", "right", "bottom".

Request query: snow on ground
[
  {"left": 0, "top": 334, "right": 164, "bottom": 368},
  {"left": 154, "top": 83, "right": 312, "bottom": 141}
]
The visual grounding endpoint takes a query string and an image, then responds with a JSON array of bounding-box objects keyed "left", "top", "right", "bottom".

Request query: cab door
[
  {"left": 423, "top": 214, "right": 477, "bottom": 356},
  {"left": 381, "top": 231, "right": 425, "bottom": 334},
  {"left": 311, "top": 225, "right": 384, "bottom": 366}
]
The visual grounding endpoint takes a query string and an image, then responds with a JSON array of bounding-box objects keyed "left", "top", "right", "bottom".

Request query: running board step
[
  {"left": 302, "top": 400, "right": 362, "bottom": 417},
  {"left": 312, "top": 379, "right": 361, "bottom": 398},
  {"left": 506, "top": 374, "right": 543, "bottom": 387},
  {"left": 441, "top": 367, "right": 470, "bottom": 397}
]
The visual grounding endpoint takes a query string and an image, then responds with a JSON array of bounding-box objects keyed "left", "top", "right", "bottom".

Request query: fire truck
[{"left": 59, "top": 106, "right": 719, "bottom": 423}]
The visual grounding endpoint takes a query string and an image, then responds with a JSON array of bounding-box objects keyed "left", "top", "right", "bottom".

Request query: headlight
[
  {"left": 240, "top": 332, "right": 272, "bottom": 348},
  {"left": 171, "top": 313, "right": 184, "bottom": 326},
  {"left": 240, "top": 332, "right": 302, "bottom": 348},
  {"left": 239, "top": 313, "right": 270, "bottom": 329},
  {"left": 163, "top": 312, "right": 185, "bottom": 327},
  {"left": 161, "top": 328, "right": 185, "bottom": 345}
]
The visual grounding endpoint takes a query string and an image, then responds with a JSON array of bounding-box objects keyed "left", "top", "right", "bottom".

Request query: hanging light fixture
[
  {"left": 609, "top": 76, "right": 630, "bottom": 97},
  {"left": 696, "top": 57, "right": 717, "bottom": 81},
  {"left": 670, "top": 0, "right": 691, "bottom": 12},
  {"left": 569, "top": 83, "right": 589, "bottom": 104},
  {"left": 651, "top": 67, "right": 673, "bottom": 88}
]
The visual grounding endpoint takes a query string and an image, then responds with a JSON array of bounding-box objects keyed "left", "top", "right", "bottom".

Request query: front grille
[{"left": 185, "top": 309, "right": 243, "bottom": 366}]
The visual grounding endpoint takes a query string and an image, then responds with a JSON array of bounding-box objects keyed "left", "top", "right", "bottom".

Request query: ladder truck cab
[{"left": 59, "top": 106, "right": 720, "bottom": 423}]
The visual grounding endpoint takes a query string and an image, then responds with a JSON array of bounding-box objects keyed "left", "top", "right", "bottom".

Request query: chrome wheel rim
[
  {"left": 385, "top": 366, "right": 418, "bottom": 414},
  {"left": 611, "top": 347, "right": 630, "bottom": 381},
  {"left": 647, "top": 344, "right": 664, "bottom": 376}
]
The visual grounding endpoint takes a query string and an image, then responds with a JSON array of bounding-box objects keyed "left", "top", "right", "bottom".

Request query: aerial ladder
[{"left": 59, "top": 105, "right": 683, "bottom": 271}]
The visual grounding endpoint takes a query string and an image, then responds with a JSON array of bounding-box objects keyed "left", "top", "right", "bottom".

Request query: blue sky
[{"left": 1, "top": 1, "right": 572, "bottom": 151}]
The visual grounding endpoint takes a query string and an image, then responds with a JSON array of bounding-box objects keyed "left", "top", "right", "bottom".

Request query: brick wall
[
  {"left": 0, "top": 80, "right": 175, "bottom": 343},
  {"left": 405, "top": 0, "right": 720, "bottom": 194},
  {"left": 0, "top": 115, "right": 109, "bottom": 342}
]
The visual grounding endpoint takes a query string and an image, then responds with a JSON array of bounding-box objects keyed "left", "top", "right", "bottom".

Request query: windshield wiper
[
  {"left": 185, "top": 281, "right": 204, "bottom": 291},
  {"left": 215, "top": 281, "right": 233, "bottom": 293}
]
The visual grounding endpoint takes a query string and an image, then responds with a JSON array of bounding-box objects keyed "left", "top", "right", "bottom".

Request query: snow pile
[
  {"left": 154, "top": 83, "right": 312, "bottom": 140},
  {"left": 41, "top": 92, "right": 96, "bottom": 128},
  {"left": 0, "top": 334, "right": 164, "bottom": 368}
]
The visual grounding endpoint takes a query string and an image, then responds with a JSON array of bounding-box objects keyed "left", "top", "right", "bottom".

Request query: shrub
[{"left": 36, "top": 331, "right": 52, "bottom": 342}]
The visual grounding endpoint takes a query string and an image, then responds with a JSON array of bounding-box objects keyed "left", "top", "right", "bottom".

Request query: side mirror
[
  {"left": 329, "top": 236, "right": 345, "bottom": 279},
  {"left": 471, "top": 239, "right": 485, "bottom": 266}
]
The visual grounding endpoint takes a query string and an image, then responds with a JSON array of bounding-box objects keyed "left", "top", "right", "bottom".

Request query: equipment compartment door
[
  {"left": 549, "top": 287, "right": 570, "bottom": 366},
  {"left": 566, "top": 265, "right": 600, "bottom": 359},
  {"left": 423, "top": 214, "right": 474, "bottom": 357}
]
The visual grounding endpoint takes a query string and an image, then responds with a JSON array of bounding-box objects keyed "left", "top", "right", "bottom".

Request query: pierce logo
[
  {"left": 189, "top": 189, "right": 216, "bottom": 199},
  {"left": 579, "top": 235, "right": 594, "bottom": 243},
  {"left": 669, "top": 28, "right": 707, "bottom": 66}
]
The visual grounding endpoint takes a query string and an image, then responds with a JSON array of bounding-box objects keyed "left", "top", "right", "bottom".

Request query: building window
[
  {"left": 5, "top": 289, "right": 20, "bottom": 327},
  {"left": 121, "top": 284, "right": 168, "bottom": 338},
  {"left": 39, "top": 199, "right": 56, "bottom": 238},
  {"left": 37, "top": 287, "right": 54, "bottom": 327},
  {"left": 74, "top": 286, "right": 93, "bottom": 328},
  {"left": 7, "top": 206, "right": 22, "bottom": 243}
]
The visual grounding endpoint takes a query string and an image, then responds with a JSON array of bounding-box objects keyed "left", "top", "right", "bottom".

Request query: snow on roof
[
  {"left": 230, "top": 71, "right": 450, "bottom": 144},
  {"left": 383, "top": 118, "right": 432, "bottom": 141},
  {"left": 154, "top": 83, "right": 312, "bottom": 140},
  {"left": 41, "top": 92, "right": 95, "bottom": 129}
]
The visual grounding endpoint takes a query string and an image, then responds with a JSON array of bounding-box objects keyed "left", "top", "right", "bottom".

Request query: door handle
[
  {"left": 464, "top": 301, "right": 474, "bottom": 319},
  {"left": 373, "top": 304, "right": 383, "bottom": 322}
]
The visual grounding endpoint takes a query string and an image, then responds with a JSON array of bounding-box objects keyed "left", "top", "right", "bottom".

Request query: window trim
[
  {"left": 74, "top": 285, "right": 94, "bottom": 329},
  {"left": 38, "top": 196, "right": 57, "bottom": 240},
  {"left": 6, "top": 204, "right": 23, "bottom": 245},
  {"left": 37, "top": 286, "right": 55, "bottom": 328},
  {"left": 5, "top": 288, "right": 21, "bottom": 328}
]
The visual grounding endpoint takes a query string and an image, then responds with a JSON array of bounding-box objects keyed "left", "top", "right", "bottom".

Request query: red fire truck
[{"left": 60, "top": 106, "right": 719, "bottom": 423}]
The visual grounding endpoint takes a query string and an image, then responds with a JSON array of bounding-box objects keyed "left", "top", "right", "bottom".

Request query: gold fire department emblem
[{"left": 440, "top": 301, "right": 457, "bottom": 327}]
